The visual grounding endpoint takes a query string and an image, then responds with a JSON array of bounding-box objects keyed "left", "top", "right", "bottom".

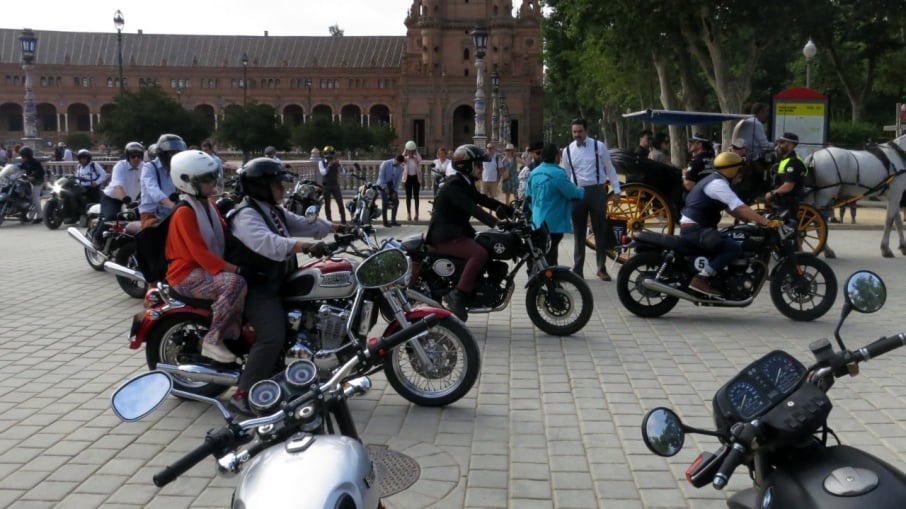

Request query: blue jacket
[{"left": 525, "top": 162, "right": 584, "bottom": 234}]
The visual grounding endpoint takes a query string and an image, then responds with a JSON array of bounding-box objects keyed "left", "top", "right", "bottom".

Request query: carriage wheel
[
  {"left": 796, "top": 204, "right": 827, "bottom": 255},
  {"left": 585, "top": 183, "right": 675, "bottom": 264}
]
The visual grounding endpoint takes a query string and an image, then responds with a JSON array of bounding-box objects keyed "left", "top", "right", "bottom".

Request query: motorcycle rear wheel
[
  {"left": 114, "top": 243, "right": 147, "bottom": 299},
  {"left": 770, "top": 254, "right": 837, "bottom": 322},
  {"left": 383, "top": 316, "right": 479, "bottom": 407},
  {"left": 616, "top": 252, "right": 680, "bottom": 318},
  {"left": 0, "top": 202, "right": 7, "bottom": 226},
  {"left": 526, "top": 270, "right": 593, "bottom": 336},
  {"left": 145, "top": 314, "right": 230, "bottom": 398},
  {"left": 43, "top": 200, "right": 64, "bottom": 230}
]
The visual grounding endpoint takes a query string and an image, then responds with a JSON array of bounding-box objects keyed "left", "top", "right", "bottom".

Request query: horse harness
[{"left": 806, "top": 141, "right": 906, "bottom": 200}]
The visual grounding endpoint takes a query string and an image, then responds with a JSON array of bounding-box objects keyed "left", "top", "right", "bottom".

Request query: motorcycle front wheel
[
  {"left": 770, "top": 254, "right": 837, "bottom": 321},
  {"left": 145, "top": 314, "right": 230, "bottom": 398},
  {"left": 616, "top": 252, "right": 680, "bottom": 318},
  {"left": 383, "top": 316, "right": 480, "bottom": 407},
  {"left": 43, "top": 200, "right": 64, "bottom": 230},
  {"left": 526, "top": 270, "right": 593, "bottom": 336},
  {"left": 114, "top": 243, "right": 148, "bottom": 299}
]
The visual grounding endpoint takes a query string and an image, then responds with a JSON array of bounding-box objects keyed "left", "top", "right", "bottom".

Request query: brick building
[{"left": 0, "top": 0, "right": 542, "bottom": 154}]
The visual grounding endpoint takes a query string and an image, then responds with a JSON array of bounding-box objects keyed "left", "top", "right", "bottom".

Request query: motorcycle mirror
[
  {"left": 834, "top": 271, "right": 886, "bottom": 351},
  {"left": 641, "top": 407, "right": 686, "bottom": 457},
  {"left": 110, "top": 371, "right": 172, "bottom": 422},
  {"left": 304, "top": 205, "right": 319, "bottom": 223}
]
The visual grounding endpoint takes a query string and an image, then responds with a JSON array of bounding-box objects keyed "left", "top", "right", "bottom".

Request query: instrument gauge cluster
[{"left": 713, "top": 351, "right": 807, "bottom": 426}]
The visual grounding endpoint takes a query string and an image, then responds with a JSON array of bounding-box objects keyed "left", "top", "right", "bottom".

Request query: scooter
[{"left": 641, "top": 270, "right": 906, "bottom": 508}]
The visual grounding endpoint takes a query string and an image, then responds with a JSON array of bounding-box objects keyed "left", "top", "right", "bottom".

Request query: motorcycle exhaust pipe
[
  {"left": 641, "top": 278, "right": 753, "bottom": 307},
  {"left": 103, "top": 261, "right": 147, "bottom": 283},
  {"left": 67, "top": 227, "right": 107, "bottom": 260},
  {"left": 156, "top": 363, "right": 241, "bottom": 386}
]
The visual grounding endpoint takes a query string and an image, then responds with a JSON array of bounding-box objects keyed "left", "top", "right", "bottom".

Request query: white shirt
[
  {"left": 679, "top": 177, "right": 744, "bottom": 225},
  {"left": 62, "top": 148, "right": 73, "bottom": 161},
  {"left": 481, "top": 153, "right": 500, "bottom": 182},
  {"left": 561, "top": 137, "right": 621, "bottom": 192},
  {"left": 104, "top": 159, "right": 143, "bottom": 200},
  {"left": 731, "top": 116, "right": 773, "bottom": 160},
  {"left": 433, "top": 158, "right": 454, "bottom": 177},
  {"left": 76, "top": 161, "right": 107, "bottom": 187}
]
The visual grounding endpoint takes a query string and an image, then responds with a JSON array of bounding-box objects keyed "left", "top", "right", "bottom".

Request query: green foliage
[
  {"left": 291, "top": 116, "right": 396, "bottom": 154},
  {"left": 828, "top": 120, "right": 883, "bottom": 149},
  {"left": 64, "top": 133, "right": 93, "bottom": 151},
  {"left": 217, "top": 102, "right": 291, "bottom": 157},
  {"left": 95, "top": 85, "right": 212, "bottom": 149}
]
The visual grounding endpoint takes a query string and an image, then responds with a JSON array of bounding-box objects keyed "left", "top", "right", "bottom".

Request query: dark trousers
[
  {"left": 571, "top": 184, "right": 611, "bottom": 276},
  {"left": 404, "top": 179, "right": 421, "bottom": 217},
  {"left": 679, "top": 225, "right": 742, "bottom": 274},
  {"left": 94, "top": 194, "right": 123, "bottom": 245},
  {"left": 431, "top": 236, "right": 488, "bottom": 293},
  {"left": 381, "top": 190, "right": 398, "bottom": 224},
  {"left": 546, "top": 233, "right": 564, "bottom": 267},
  {"left": 83, "top": 186, "right": 102, "bottom": 205},
  {"left": 238, "top": 285, "right": 286, "bottom": 393},
  {"left": 322, "top": 185, "right": 345, "bottom": 223}
]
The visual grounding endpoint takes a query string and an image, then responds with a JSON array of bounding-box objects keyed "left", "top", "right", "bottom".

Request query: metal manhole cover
[{"left": 367, "top": 444, "right": 421, "bottom": 497}]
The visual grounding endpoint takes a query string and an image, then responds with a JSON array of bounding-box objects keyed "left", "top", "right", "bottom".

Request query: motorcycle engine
[
  {"left": 470, "top": 261, "right": 509, "bottom": 309},
  {"left": 721, "top": 259, "right": 766, "bottom": 300},
  {"left": 286, "top": 304, "right": 350, "bottom": 359}
]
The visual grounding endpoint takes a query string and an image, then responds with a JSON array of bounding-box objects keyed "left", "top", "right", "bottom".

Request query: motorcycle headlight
[
  {"left": 365, "top": 188, "right": 376, "bottom": 201},
  {"left": 52, "top": 183, "right": 63, "bottom": 194}
]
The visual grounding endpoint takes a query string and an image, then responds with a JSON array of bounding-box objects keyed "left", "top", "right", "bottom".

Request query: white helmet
[
  {"left": 404, "top": 140, "right": 417, "bottom": 152},
  {"left": 170, "top": 150, "right": 220, "bottom": 197}
]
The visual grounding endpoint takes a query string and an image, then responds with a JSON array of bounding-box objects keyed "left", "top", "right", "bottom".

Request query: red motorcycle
[{"left": 118, "top": 229, "right": 480, "bottom": 407}]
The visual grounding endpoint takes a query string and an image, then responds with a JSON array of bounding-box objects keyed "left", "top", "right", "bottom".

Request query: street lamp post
[
  {"left": 242, "top": 53, "right": 249, "bottom": 105},
  {"left": 114, "top": 10, "right": 125, "bottom": 97},
  {"left": 19, "top": 28, "right": 39, "bottom": 150},
  {"left": 803, "top": 38, "right": 817, "bottom": 89},
  {"left": 499, "top": 93, "right": 509, "bottom": 146},
  {"left": 471, "top": 26, "right": 488, "bottom": 147},
  {"left": 304, "top": 78, "right": 312, "bottom": 121},
  {"left": 490, "top": 68, "right": 500, "bottom": 146}
]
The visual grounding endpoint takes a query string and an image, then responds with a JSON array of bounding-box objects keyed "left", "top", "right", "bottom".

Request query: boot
[
  {"left": 444, "top": 289, "right": 468, "bottom": 322},
  {"left": 689, "top": 275, "right": 720, "bottom": 297}
]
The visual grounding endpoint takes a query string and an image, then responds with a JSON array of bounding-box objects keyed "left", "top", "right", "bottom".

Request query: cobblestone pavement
[{"left": 2, "top": 216, "right": 906, "bottom": 509}]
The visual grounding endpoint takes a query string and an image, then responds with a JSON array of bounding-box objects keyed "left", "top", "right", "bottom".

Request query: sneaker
[
  {"left": 229, "top": 392, "right": 253, "bottom": 416},
  {"left": 444, "top": 289, "right": 468, "bottom": 322},
  {"left": 689, "top": 275, "right": 720, "bottom": 297},
  {"left": 201, "top": 342, "right": 237, "bottom": 363}
]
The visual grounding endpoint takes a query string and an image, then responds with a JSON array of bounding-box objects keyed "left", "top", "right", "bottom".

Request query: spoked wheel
[
  {"left": 383, "top": 316, "right": 480, "bottom": 407},
  {"left": 770, "top": 253, "right": 837, "bottom": 321},
  {"left": 586, "top": 184, "right": 675, "bottom": 264},
  {"left": 796, "top": 204, "right": 828, "bottom": 255},
  {"left": 525, "top": 269, "right": 593, "bottom": 336},
  {"left": 144, "top": 315, "right": 230, "bottom": 398},
  {"left": 616, "top": 251, "right": 679, "bottom": 318},
  {"left": 43, "top": 200, "right": 64, "bottom": 229},
  {"left": 114, "top": 243, "right": 147, "bottom": 298}
]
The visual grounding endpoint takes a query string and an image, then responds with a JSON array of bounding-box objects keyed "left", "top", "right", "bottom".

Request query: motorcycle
[
  {"left": 118, "top": 231, "right": 481, "bottom": 407},
  {"left": 283, "top": 176, "right": 323, "bottom": 217},
  {"left": 110, "top": 312, "right": 438, "bottom": 508},
  {"left": 399, "top": 204, "right": 594, "bottom": 335},
  {"left": 66, "top": 201, "right": 145, "bottom": 298},
  {"left": 345, "top": 169, "right": 383, "bottom": 227},
  {"left": 0, "top": 164, "right": 35, "bottom": 226},
  {"left": 616, "top": 220, "right": 837, "bottom": 321},
  {"left": 641, "top": 270, "right": 906, "bottom": 509},
  {"left": 42, "top": 173, "right": 93, "bottom": 229}
]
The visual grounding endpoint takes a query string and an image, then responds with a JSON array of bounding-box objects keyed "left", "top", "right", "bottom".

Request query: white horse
[{"left": 805, "top": 135, "right": 906, "bottom": 257}]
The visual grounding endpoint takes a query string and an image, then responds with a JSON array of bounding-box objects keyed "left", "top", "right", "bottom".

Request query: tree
[
  {"left": 217, "top": 102, "right": 291, "bottom": 161},
  {"left": 95, "top": 85, "right": 212, "bottom": 151}
]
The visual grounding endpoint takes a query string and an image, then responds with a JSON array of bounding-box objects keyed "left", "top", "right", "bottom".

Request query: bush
[
  {"left": 828, "top": 121, "right": 884, "bottom": 149},
  {"left": 64, "top": 132, "right": 94, "bottom": 151}
]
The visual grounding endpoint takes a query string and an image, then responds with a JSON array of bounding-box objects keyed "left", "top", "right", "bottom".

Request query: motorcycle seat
[
  {"left": 634, "top": 231, "right": 702, "bottom": 254},
  {"left": 166, "top": 287, "right": 214, "bottom": 309},
  {"left": 400, "top": 233, "right": 429, "bottom": 253}
]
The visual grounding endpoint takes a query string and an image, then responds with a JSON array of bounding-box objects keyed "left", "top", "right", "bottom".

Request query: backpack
[{"left": 134, "top": 202, "right": 187, "bottom": 282}]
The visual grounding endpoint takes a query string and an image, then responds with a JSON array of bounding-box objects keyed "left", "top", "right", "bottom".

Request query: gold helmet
[{"left": 713, "top": 152, "right": 743, "bottom": 179}]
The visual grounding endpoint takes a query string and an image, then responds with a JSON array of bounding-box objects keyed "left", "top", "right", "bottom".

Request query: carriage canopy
[{"left": 623, "top": 109, "right": 751, "bottom": 126}]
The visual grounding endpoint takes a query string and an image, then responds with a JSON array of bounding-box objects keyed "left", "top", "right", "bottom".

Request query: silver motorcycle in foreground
[
  {"left": 111, "top": 310, "right": 439, "bottom": 508},
  {"left": 641, "top": 270, "right": 906, "bottom": 508}
]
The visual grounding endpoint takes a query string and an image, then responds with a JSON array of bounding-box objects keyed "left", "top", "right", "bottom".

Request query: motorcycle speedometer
[
  {"left": 248, "top": 380, "right": 283, "bottom": 414},
  {"left": 285, "top": 360, "right": 318, "bottom": 389}
]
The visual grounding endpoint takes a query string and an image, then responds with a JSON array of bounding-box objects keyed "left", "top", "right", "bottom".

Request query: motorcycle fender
[
  {"left": 524, "top": 265, "right": 573, "bottom": 289},
  {"left": 233, "top": 435, "right": 379, "bottom": 509},
  {"left": 770, "top": 251, "right": 818, "bottom": 279},
  {"left": 129, "top": 307, "right": 211, "bottom": 349},
  {"left": 381, "top": 306, "right": 451, "bottom": 336},
  {"left": 756, "top": 445, "right": 906, "bottom": 509}
]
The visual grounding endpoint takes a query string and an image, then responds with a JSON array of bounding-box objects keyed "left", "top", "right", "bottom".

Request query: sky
[{"left": 1, "top": 0, "right": 422, "bottom": 37}]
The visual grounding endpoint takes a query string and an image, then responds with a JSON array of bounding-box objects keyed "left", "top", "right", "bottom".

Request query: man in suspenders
[{"left": 561, "top": 118, "right": 622, "bottom": 281}]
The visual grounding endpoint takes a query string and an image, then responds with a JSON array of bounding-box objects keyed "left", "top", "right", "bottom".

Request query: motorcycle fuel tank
[
  {"left": 752, "top": 445, "right": 906, "bottom": 509},
  {"left": 283, "top": 258, "right": 358, "bottom": 302},
  {"left": 475, "top": 231, "right": 520, "bottom": 260},
  {"left": 232, "top": 434, "right": 379, "bottom": 509}
]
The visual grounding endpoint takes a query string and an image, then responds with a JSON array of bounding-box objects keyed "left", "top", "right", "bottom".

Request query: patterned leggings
[{"left": 173, "top": 268, "right": 247, "bottom": 345}]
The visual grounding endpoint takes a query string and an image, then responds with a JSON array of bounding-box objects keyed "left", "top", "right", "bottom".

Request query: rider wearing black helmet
[
  {"left": 139, "top": 133, "right": 186, "bottom": 228},
  {"left": 226, "top": 157, "right": 336, "bottom": 414},
  {"left": 427, "top": 144, "right": 512, "bottom": 321}
]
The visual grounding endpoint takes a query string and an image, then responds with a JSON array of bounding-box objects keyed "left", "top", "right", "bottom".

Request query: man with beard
[{"left": 765, "top": 132, "right": 806, "bottom": 229}]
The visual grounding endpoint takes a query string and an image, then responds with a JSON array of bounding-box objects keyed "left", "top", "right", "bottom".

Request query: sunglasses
[{"left": 128, "top": 153, "right": 143, "bottom": 159}]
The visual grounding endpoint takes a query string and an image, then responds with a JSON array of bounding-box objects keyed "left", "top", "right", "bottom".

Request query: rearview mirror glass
[
  {"left": 844, "top": 271, "right": 886, "bottom": 314},
  {"left": 111, "top": 371, "right": 172, "bottom": 422},
  {"left": 642, "top": 407, "right": 685, "bottom": 457}
]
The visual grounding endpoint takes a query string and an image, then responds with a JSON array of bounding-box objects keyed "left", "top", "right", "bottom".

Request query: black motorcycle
[
  {"left": 400, "top": 206, "right": 594, "bottom": 335},
  {"left": 0, "top": 164, "right": 35, "bottom": 226},
  {"left": 283, "top": 176, "right": 323, "bottom": 219},
  {"left": 43, "top": 174, "right": 92, "bottom": 229},
  {"left": 616, "top": 221, "right": 837, "bottom": 321},
  {"left": 345, "top": 170, "right": 383, "bottom": 227},
  {"left": 641, "top": 270, "right": 906, "bottom": 509},
  {"left": 67, "top": 202, "right": 145, "bottom": 298}
]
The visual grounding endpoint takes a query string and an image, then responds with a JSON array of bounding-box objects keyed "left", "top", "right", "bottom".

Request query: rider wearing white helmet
[{"left": 401, "top": 140, "right": 423, "bottom": 221}]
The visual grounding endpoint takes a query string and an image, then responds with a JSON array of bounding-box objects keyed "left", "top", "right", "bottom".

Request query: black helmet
[
  {"left": 19, "top": 146, "right": 34, "bottom": 159},
  {"left": 451, "top": 144, "right": 488, "bottom": 173},
  {"left": 239, "top": 157, "right": 291, "bottom": 204},
  {"left": 77, "top": 149, "right": 92, "bottom": 162}
]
